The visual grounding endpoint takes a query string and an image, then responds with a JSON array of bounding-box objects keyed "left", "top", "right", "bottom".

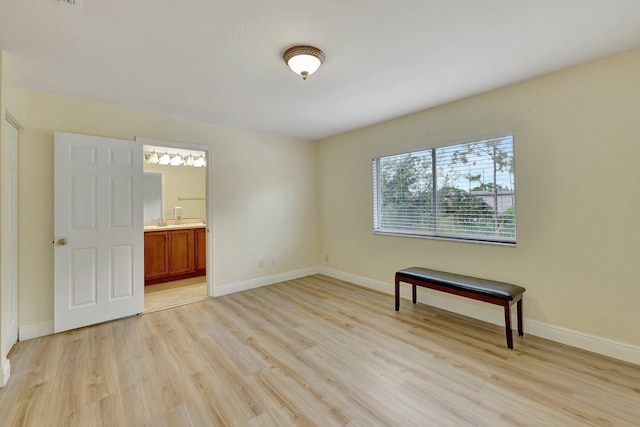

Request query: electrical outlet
[{"left": 259, "top": 259, "right": 264, "bottom": 268}]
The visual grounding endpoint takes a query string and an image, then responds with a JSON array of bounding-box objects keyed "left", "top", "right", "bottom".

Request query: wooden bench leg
[
  {"left": 504, "top": 303, "right": 514, "bottom": 350},
  {"left": 412, "top": 284, "right": 417, "bottom": 304},
  {"left": 517, "top": 298, "right": 524, "bottom": 337},
  {"left": 395, "top": 278, "right": 400, "bottom": 311}
]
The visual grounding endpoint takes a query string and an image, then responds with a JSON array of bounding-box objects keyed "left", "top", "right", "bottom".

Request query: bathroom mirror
[{"left": 143, "top": 172, "right": 162, "bottom": 221}]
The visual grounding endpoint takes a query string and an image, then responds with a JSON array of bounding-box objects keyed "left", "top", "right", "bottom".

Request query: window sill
[{"left": 373, "top": 230, "right": 516, "bottom": 246}]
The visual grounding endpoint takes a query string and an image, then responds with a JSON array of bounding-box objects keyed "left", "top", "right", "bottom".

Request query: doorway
[{"left": 141, "top": 141, "right": 209, "bottom": 312}]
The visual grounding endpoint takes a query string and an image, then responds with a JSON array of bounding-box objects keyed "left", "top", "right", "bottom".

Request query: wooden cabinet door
[
  {"left": 168, "top": 229, "right": 195, "bottom": 275},
  {"left": 195, "top": 228, "right": 207, "bottom": 272},
  {"left": 144, "top": 232, "right": 169, "bottom": 280}
]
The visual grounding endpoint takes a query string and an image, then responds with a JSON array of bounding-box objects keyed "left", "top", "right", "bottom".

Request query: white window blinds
[{"left": 373, "top": 135, "right": 515, "bottom": 243}]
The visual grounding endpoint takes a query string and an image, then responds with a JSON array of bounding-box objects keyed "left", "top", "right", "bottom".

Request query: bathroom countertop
[{"left": 144, "top": 223, "right": 206, "bottom": 231}]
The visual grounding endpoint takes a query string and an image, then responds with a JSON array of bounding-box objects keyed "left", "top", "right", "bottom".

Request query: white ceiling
[{"left": 1, "top": 1, "right": 640, "bottom": 140}]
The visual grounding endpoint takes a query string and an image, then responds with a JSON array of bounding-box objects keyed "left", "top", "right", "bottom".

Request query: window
[{"left": 373, "top": 135, "right": 515, "bottom": 243}]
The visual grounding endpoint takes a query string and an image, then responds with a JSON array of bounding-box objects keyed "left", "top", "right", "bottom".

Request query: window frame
[{"left": 372, "top": 133, "right": 516, "bottom": 245}]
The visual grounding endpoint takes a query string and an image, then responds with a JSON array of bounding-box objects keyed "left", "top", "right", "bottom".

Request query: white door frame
[
  {"left": 1, "top": 116, "right": 19, "bottom": 386},
  {"left": 136, "top": 137, "right": 214, "bottom": 296}
]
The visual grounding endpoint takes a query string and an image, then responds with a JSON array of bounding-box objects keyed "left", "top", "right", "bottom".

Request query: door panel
[
  {"left": 111, "top": 245, "right": 134, "bottom": 299},
  {"left": 70, "top": 248, "right": 98, "bottom": 307},
  {"left": 110, "top": 175, "right": 133, "bottom": 228},
  {"left": 72, "top": 174, "right": 97, "bottom": 229},
  {"left": 110, "top": 147, "right": 133, "bottom": 167},
  {"left": 54, "top": 132, "right": 143, "bottom": 333}
]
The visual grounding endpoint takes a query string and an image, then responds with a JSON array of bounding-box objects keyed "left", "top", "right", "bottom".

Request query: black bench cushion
[{"left": 396, "top": 267, "right": 525, "bottom": 301}]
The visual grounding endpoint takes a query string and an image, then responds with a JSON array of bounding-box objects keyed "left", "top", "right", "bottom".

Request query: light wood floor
[
  {"left": 2, "top": 275, "right": 639, "bottom": 426},
  {"left": 144, "top": 277, "right": 208, "bottom": 313}
]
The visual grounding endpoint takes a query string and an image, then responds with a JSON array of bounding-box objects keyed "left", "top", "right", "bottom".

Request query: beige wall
[
  {"left": 1, "top": 55, "right": 27, "bottom": 126},
  {"left": 318, "top": 48, "right": 640, "bottom": 346},
  {"left": 18, "top": 92, "right": 319, "bottom": 328},
  {"left": 143, "top": 162, "right": 207, "bottom": 220}
]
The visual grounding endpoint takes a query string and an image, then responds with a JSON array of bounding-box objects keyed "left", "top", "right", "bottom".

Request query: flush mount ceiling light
[{"left": 283, "top": 45, "right": 325, "bottom": 80}]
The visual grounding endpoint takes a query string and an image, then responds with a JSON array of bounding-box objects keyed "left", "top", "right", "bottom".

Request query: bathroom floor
[{"left": 144, "top": 277, "right": 208, "bottom": 313}]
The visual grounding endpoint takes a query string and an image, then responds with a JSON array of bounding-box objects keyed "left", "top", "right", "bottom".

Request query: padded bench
[{"left": 395, "top": 267, "right": 525, "bottom": 349}]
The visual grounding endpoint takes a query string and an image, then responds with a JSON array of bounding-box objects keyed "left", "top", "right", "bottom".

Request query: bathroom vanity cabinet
[
  {"left": 194, "top": 227, "right": 207, "bottom": 274},
  {"left": 144, "top": 227, "right": 206, "bottom": 285}
]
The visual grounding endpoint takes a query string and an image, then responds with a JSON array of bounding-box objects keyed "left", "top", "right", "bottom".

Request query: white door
[
  {"left": 54, "top": 132, "right": 143, "bottom": 333},
  {"left": 1, "top": 118, "right": 18, "bottom": 354}
]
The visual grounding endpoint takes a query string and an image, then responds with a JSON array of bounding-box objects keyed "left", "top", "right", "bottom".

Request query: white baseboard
[
  {"left": 0, "top": 358, "right": 10, "bottom": 387},
  {"left": 318, "top": 267, "right": 640, "bottom": 366},
  {"left": 525, "top": 320, "right": 640, "bottom": 365},
  {"left": 19, "top": 321, "right": 54, "bottom": 341},
  {"left": 212, "top": 267, "right": 321, "bottom": 297}
]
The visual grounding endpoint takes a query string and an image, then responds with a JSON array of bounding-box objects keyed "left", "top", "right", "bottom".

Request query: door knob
[{"left": 58, "top": 238, "right": 68, "bottom": 246}]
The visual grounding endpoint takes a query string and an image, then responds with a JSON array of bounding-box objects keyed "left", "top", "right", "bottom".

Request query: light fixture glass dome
[
  {"left": 147, "top": 151, "right": 159, "bottom": 164},
  {"left": 158, "top": 152, "right": 171, "bottom": 165},
  {"left": 143, "top": 147, "right": 206, "bottom": 168},
  {"left": 193, "top": 156, "right": 206, "bottom": 167},
  {"left": 283, "top": 45, "right": 325, "bottom": 80}
]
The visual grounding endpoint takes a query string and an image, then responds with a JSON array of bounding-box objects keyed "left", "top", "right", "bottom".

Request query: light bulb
[
  {"left": 283, "top": 46, "right": 325, "bottom": 80},
  {"left": 158, "top": 152, "right": 171, "bottom": 165},
  {"left": 148, "top": 151, "right": 159, "bottom": 164},
  {"left": 194, "top": 156, "right": 206, "bottom": 167}
]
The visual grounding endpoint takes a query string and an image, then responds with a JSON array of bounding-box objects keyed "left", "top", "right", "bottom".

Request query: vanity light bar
[
  {"left": 144, "top": 152, "right": 206, "bottom": 168},
  {"left": 57, "top": 0, "right": 83, "bottom": 6}
]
